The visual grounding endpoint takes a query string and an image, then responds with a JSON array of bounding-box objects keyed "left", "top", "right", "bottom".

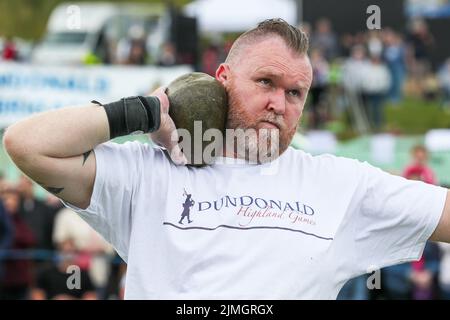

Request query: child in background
[
  {"left": 403, "top": 145, "right": 436, "bottom": 185},
  {"left": 403, "top": 145, "right": 440, "bottom": 300}
]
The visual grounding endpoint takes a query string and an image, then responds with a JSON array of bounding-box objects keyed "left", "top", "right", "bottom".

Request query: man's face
[{"left": 217, "top": 36, "right": 312, "bottom": 161}]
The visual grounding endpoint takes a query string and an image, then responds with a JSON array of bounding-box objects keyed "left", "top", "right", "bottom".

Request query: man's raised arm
[
  {"left": 3, "top": 88, "right": 184, "bottom": 210},
  {"left": 3, "top": 102, "right": 109, "bottom": 209}
]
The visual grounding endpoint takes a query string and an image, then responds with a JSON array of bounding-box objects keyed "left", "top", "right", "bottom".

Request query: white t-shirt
[{"left": 62, "top": 141, "right": 447, "bottom": 299}]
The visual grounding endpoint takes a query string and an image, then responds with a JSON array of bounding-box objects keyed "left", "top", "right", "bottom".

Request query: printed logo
[
  {"left": 176, "top": 191, "right": 317, "bottom": 226},
  {"left": 165, "top": 189, "right": 333, "bottom": 241},
  {"left": 178, "top": 188, "right": 195, "bottom": 224}
]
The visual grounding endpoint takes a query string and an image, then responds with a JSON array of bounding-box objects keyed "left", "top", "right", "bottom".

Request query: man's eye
[
  {"left": 258, "top": 79, "right": 271, "bottom": 85},
  {"left": 288, "top": 90, "right": 300, "bottom": 97}
]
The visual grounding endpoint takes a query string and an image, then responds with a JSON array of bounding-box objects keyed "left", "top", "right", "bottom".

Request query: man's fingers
[
  {"left": 149, "top": 108, "right": 186, "bottom": 165},
  {"left": 153, "top": 86, "right": 167, "bottom": 96},
  {"left": 150, "top": 86, "right": 169, "bottom": 114},
  {"left": 169, "top": 143, "right": 188, "bottom": 166},
  {"left": 167, "top": 125, "right": 187, "bottom": 165}
]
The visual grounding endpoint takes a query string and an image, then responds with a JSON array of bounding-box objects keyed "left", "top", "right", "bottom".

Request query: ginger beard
[{"left": 225, "top": 82, "right": 298, "bottom": 164}]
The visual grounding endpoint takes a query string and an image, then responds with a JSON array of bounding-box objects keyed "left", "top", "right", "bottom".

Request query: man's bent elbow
[
  {"left": 3, "top": 127, "right": 23, "bottom": 160},
  {"left": 3, "top": 126, "right": 37, "bottom": 169}
]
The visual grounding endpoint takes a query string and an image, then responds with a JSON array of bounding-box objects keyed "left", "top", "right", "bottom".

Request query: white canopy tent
[{"left": 184, "top": 0, "right": 298, "bottom": 33}]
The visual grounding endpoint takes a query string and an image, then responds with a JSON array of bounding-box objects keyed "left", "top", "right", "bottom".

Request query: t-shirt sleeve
[
  {"left": 61, "top": 141, "right": 156, "bottom": 261},
  {"left": 353, "top": 162, "right": 447, "bottom": 271}
]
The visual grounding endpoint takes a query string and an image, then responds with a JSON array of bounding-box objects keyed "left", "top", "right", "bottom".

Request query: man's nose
[{"left": 267, "top": 88, "right": 286, "bottom": 115}]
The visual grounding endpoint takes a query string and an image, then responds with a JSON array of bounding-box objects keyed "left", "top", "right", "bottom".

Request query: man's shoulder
[
  {"left": 284, "top": 147, "right": 365, "bottom": 168},
  {"left": 282, "top": 147, "right": 376, "bottom": 182}
]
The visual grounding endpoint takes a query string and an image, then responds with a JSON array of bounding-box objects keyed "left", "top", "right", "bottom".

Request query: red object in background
[
  {"left": 201, "top": 46, "right": 220, "bottom": 76},
  {"left": 2, "top": 41, "right": 18, "bottom": 60},
  {"left": 412, "top": 256, "right": 425, "bottom": 271},
  {"left": 403, "top": 164, "right": 436, "bottom": 185}
]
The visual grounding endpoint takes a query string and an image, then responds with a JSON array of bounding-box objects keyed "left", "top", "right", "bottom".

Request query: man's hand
[{"left": 150, "top": 87, "right": 187, "bottom": 165}]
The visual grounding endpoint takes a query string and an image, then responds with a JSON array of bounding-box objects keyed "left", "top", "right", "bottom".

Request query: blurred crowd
[
  {"left": 297, "top": 17, "right": 450, "bottom": 132},
  {"left": 158, "top": 17, "right": 450, "bottom": 133},
  {"left": 3, "top": 16, "right": 450, "bottom": 134},
  {"left": 0, "top": 175, "right": 126, "bottom": 300}
]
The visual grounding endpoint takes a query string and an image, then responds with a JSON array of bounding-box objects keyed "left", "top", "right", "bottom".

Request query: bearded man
[{"left": 4, "top": 19, "right": 450, "bottom": 299}]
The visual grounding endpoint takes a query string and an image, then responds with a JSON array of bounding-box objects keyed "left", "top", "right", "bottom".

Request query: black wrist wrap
[{"left": 100, "top": 96, "right": 161, "bottom": 139}]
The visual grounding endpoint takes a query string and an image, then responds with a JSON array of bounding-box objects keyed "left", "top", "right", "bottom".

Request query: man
[
  {"left": 17, "top": 175, "right": 59, "bottom": 251},
  {"left": 3, "top": 19, "right": 450, "bottom": 299},
  {"left": 0, "top": 187, "right": 35, "bottom": 300}
]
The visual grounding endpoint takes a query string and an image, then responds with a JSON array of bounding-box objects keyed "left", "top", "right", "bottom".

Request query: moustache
[{"left": 258, "top": 114, "right": 285, "bottom": 131}]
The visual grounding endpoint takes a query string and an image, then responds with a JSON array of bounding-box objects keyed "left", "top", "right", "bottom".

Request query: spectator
[
  {"left": 115, "top": 25, "right": 147, "bottom": 65},
  {"left": 17, "top": 175, "right": 58, "bottom": 251},
  {"left": 2, "top": 36, "right": 18, "bottom": 61},
  {"left": 406, "top": 18, "right": 434, "bottom": 91},
  {"left": 402, "top": 145, "right": 436, "bottom": 185},
  {"left": 342, "top": 45, "right": 369, "bottom": 94},
  {"left": 52, "top": 207, "right": 114, "bottom": 299},
  {"left": 438, "top": 58, "right": 450, "bottom": 106},
  {"left": 367, "top": 31, "right": 383, "bottom": 59},
  {"left": 104, "top": 254, "right": 126, "bottom": 300},
  {"left": 0, "top": 187, "right": 35, "bottom": 300},
  {"left": 311, "top": 18, "right": 338, "bottom": 60},
  {"left": 361, "top": 53, "right": 391, "bottom": 131},
  {"left": 157, "top": 42, "right": 177, "bottom": 66},
  {"left": 201, "top": 44, "right": 221, "bottom": 76},
  {"left": 309, "top": 48, "right": 330, "bottom": 128},
  {"left": 403, "top": 146, "right": 440, "bottom": 300},
  {"left": 128, "top": 25, "right": 147, "bottom": 65},
  {"left": 407, "top": 18, "right": 434, "bottom": 66},
  {"left": 128, "top": 39, "right": 147, "bottom": 65},
  {"left": 115, "top": 36, "right": 131, "bottom": 65},
  {"left": 31, "top": 238, "right": 96, "bottom": 300},
  {"left": 0, "top": 194, "right": 13, "bottom": 284},
  {"left": 340, "top": 33, "right": 354, "bottom": 57},
  {"left": 438, "top": 242, "right": 450, "bottom": 299},
  {"left": 410, "top": 241, "right": 440, "bottom": 300},
  {"left": 383, "top": 30, "right": 407, "bottom": 103}
]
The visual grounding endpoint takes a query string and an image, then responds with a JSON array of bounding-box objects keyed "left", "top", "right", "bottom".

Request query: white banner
[{"left": 0, "top": 62, "right": 193, "bottom": 128}]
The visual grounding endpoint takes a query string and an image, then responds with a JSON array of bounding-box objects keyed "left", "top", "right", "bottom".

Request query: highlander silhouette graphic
[{"left": 179, "top": 189, "right": 195, "bottom": 224}]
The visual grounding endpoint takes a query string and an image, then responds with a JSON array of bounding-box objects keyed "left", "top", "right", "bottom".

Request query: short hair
[
  {"left": 412, "top": 144, "right": 428, "bottom": 154},
  {"left": 226, "top": 18, "right": 309, "bottom": 63}
]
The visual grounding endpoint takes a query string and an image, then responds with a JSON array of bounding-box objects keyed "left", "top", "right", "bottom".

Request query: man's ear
[{"left": 215, "top": 63, "right": 230, "bottom": 86}]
